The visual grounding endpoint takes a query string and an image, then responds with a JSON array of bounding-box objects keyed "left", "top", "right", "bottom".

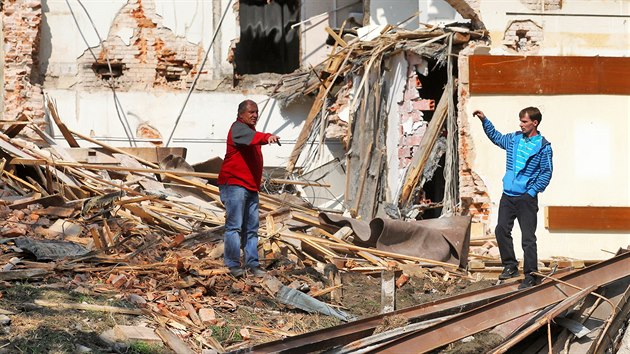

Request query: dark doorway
[{"left": 235, "top": 0, "right": 300, "bottom": 75}]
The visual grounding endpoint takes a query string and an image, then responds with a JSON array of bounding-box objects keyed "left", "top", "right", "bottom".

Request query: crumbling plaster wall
[
  {"left": 480, "top": 0, "right": 630, "bottom": 56},
  {"left": 35, "top": 0, "right": 320, "bottom": 165},
  {"left": 42, "top": 0, "right": 235, "bottom": 90},
  {"left": 3, "top": 0, "right": 45, "bottom": 121}
]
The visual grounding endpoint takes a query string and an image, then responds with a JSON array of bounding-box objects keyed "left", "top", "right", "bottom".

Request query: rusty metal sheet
[
  {"left": 318, "top": 214, "right": 472, "bottom": 267},
  {"left": 489, "top": 285, "right": 596, "bottom": 353},
  {"left": 375, "top": 215, "right": 471, "bottom": 268},
  {"left": 373, "top": 251, "right": 630, "bottom": 354}
]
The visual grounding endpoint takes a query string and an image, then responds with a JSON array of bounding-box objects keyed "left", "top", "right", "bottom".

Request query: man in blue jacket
[{"left": 473, "top": 107, "right": 553, "bottom": 289}]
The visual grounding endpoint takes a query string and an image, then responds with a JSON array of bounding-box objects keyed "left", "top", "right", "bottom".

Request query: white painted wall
[
  {"left": 370, "top": 1, "right": 463, "bottom": 29},
  {"left": 40, "top": 0, "right": 236, "bottom": 80},
  {"left": 46, "top": 89, "right": 310, "bottom": 166},
  {"left": 480, "top": 0, "right": 630, "bottom": 56},
  {"left": 465, "top": 0, "right": 630, "bottom": 259},
  {"left": 384, "top": 52, "right": 408, "bottom": 203},
  {"left": 370, "top": 0, "right": 421, "bottom": 29},
  {"left": 467, "top": 95, "right": 630, "bottom": 259}
]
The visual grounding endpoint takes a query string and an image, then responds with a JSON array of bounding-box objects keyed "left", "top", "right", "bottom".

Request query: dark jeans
[
  {"left": 495, "top": 193, "right": 539, "bottom": 275},
  {"left": 219, "top": 185, "right": 260, "bottom": 269}
]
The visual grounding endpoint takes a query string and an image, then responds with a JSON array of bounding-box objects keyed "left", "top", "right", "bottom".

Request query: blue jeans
[{"left": 219, "top": 184, "right": 260, "bottom": 269}]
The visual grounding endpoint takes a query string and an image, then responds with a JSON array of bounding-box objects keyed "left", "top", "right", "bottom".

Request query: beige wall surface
[
  {"left": 467, "top": 95, "right": 630, "bottom": 259},
  {"left": 479, "top": 0, "right": 630, "bottom": 56}
]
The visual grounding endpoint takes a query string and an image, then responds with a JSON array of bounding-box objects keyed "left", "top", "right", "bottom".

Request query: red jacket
[{"left": 218, "top": 119, "right": 272, "bottom": 191}]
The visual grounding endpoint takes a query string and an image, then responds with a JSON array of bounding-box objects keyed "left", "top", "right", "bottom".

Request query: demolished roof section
[{"left": 274, "top": 24, "right": 486, "bottom": 220}]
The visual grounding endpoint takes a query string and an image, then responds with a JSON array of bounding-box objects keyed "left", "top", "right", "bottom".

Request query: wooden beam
[
  {"left": 469, "top": 55, "right": 630, "bottom": 95},
  {"left": 4, "top": 113, "right": 31, "bottom": 138},
  {"left": 47, "top": 99, "right": 80, "bottom": 147},
  {"left": 325, "top": 26, "right": 348, "bottom": 47},
  {"left": 545, "top": 206, "right": 630, "bottom": 232},
  {"left": 11, "top": 158, "right": 330, "bottom": 187}
]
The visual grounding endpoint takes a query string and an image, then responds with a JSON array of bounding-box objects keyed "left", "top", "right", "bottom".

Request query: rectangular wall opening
[{"left": 235, "top": 0, "right": 300, "bottom": 75}]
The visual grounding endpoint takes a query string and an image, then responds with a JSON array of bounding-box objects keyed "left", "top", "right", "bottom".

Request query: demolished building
[
  {"left": 3, "top": 0, "right": 628, "bottom": 262},
  {"left": 1, "top": 0, "right": 630, "bottom": 352}
]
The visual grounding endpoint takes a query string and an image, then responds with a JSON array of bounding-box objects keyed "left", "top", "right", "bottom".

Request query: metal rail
[
  {"left": 374, "top": 251, "right": 630, "bottom": 353},
  {"left": 234, "top": 280, "right": 522, "bottom": 353}
]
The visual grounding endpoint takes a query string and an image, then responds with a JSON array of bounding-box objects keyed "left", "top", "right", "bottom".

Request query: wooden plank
[
  {"left": 155, "top": 327, "right": 196, "bottom": 354},
  {"left": 33, "top": 299, "right": 144, "bottom": 315},
  {"left": 47, "top": 99, "right": 80, "bottom": 147},
  {"left": 545, "top": 206, "right": 630, "bottom": 232},
  {"left": 325, "top": 26, "right": 348, "bottom": 47},
  {"left": 469, "top": 55, "right": 630, "bottom": 95},
  {"left": 285, "top": 49, "right": 348, "bottom": 173},
  {"left": 9, "top": 194, "right": 65, "bottom": 210},
  {"left": 4, "top": 113, "right": 30, "bottom": 138}
]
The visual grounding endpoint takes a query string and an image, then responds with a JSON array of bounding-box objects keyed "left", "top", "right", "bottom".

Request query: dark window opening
[
  {"left": 92, "top": 62, "right": 125, "bottom": 80},
  {"left": 235, "top": 0, "right": 300, "bottom": 75},
  {"left": 417, "top": 58, "right": 457, "bottom": 219}
]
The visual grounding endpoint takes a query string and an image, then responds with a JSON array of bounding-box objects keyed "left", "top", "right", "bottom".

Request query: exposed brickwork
[
  {"left": 503, "top": 20, "right": 543, "bottom": 53},
  {"left": 457, "top": 46, "right": 492, "bottom": 227},
  {"left": 398, "top": 52, "right": 431, "bottom": 169},
  {"left": 519, "top": 0, "right": 562, "bottom": 11},
  {"left": 76, "top": 0, "right": 208, "bottom": 91},
  {"left": 2, "top": 0, "right": 45, "bottom": 121}
]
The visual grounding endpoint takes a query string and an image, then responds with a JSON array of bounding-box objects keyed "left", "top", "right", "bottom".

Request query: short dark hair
[
  {"left": 519, "top": 106, "right": 542, "bottom": 124},
  {"left": 238, "top": 99, "right": 256, "bottom": 114}
]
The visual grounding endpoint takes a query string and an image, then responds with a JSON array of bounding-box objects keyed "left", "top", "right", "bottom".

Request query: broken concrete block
[
  {"left": 199, "top": 308, "right": 217, "bottom": 325},
  {"left": 46, "top": 219, "right": 84, "bottom": 238},
  {"left": 470, "top": 223, "right": 485, "bottom": 239},
  {"left": 113, "top": 325, "right": 162, "bottom": 345}
]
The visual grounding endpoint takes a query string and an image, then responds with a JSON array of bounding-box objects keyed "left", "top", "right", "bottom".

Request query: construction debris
[{"left": 0, "top": 21, "right": 627, "bottom": 354}]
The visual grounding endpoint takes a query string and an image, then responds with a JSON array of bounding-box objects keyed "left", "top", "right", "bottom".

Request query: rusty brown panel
[
  {"left": 545, "top": 206, "right": 630, "bottom": 232},
  {"left": 469, "top": 56, "right": 630, "bottom": 95},
  {"left": 373, "top": 251, "right": 630, "bottom": 354}
]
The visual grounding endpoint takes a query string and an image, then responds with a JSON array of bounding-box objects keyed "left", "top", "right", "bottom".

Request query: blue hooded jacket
[{"left": 482, "top": 118, "right": 553, "bottom": 197}]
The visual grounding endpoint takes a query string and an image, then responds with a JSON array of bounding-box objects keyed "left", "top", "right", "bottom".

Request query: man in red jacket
[{"left": 218, "top": 100, "right": 280, "bottom": 278}]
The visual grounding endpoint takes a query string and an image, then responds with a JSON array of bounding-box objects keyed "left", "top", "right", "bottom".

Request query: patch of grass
[
  {"left": 2, "top": 284, "right": 43, "bottom": 303},
  {"left": 10, "top": 326, "right": 109, "bottom": 354},
  {"left": 127, "top": 341, "right": 168, "bottom": 354},
  {"left": 209, "top": 324, "right": 243, "bottom": 344}
]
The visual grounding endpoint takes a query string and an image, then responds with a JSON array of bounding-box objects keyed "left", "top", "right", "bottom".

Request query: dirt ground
[{"left": 0, "top": 268, "right": 497, "bottom": 353}]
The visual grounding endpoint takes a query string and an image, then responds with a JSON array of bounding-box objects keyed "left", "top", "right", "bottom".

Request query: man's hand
[
  {"left": 267, "top": 135, "right": 281, "bottom": 145},
  {"left": 473, "top": 110, "right": 486, "bottom": 120}
]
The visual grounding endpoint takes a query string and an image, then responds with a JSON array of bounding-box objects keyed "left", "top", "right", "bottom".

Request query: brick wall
[
  {"left": 76, "top": 0, "right": 209, "bottom": 91},
  {"left": 503, "top": 20, "right": 543, "bottom": 53},
  {"left": 2, "top": 0, "right": 45, "bottom": 121},
  {"left": 457, "top": 46, "right": 492, "bottom": 226},
  {"left": 398, "top": 52, "right": 431, "bottom": 169}
]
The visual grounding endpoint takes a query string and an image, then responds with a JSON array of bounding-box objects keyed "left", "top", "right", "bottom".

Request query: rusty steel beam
[
  {"left": 373, "top": 251, "right": 630, "bottom": 354},
  {"left": 236, "top": 281, "right": 523, "bottom": 353}
]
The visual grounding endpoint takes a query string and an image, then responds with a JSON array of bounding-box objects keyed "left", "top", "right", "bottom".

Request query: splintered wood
[{"left": 0, "top": 99, "right": 470, "bottom": 352}]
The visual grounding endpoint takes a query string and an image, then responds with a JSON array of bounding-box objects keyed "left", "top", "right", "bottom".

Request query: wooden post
[{"left": 381, "top": 270, "right": 396, "bottom": 314}]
